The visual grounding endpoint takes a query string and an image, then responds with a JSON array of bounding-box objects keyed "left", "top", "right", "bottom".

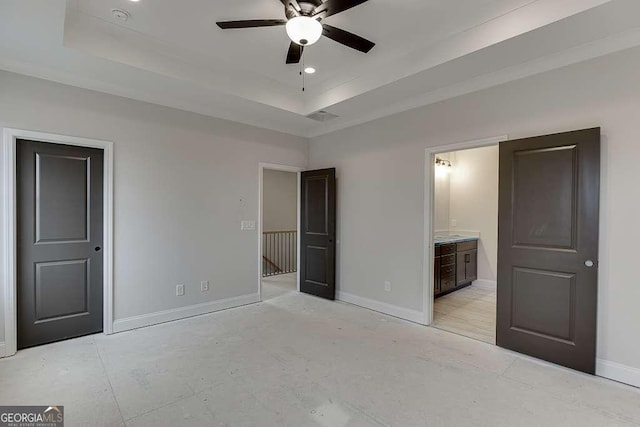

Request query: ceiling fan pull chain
[{"left": 301, "top": 49, "right": 305, "bottom": 92}]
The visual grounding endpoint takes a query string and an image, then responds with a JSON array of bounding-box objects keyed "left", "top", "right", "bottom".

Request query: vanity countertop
[{"left": 433, "top": 235, "right": 479, "bottom": 245}]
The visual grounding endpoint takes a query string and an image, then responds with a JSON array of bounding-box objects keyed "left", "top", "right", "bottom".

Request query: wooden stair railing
[
  {"left": 262, "top": 230, "right": 297, "bottom": 277},
  {"left": 262, "top": 255, "right": 282, "bottom": 274}
]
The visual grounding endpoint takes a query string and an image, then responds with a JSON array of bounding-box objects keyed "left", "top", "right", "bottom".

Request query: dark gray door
[
  {"left": 17, "top": 139, "right": 104, "bottom": 349},
  {"left": 497, "top": 128, "right": 600, "bottom": 374},
  {"left": 300, "top": 168, "right": 336, "bottom": 300}
]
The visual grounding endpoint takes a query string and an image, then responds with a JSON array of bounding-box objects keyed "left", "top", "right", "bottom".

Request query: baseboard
[
  {"left": 337, "top": 291, "right": 426, "bottom": 324},
  {"left": 597, "top": 359, "right": 640, "bottom": 388},
  {"left": 112, "top": 293, "right": 261, "bottom": 333}
]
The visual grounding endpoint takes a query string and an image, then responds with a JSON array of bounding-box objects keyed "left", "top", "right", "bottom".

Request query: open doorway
[
  {"left": 426, "top": 129, "right": 600, "bottom": 374},
  {"left": 259, "top": 165, "right": 301, "bottom": 301},
  {"left": 430, "top": 144, "right": 499, "bottom": 344}
]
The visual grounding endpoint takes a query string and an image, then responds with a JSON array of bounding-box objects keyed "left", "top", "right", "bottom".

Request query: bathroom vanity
[{"left": 434, "top": 236, "right": 478, "bottom": 298}]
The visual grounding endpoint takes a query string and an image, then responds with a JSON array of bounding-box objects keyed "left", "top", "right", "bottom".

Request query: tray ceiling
[{"left": 1, "top": 0, "right": 639, "bottom": 136}]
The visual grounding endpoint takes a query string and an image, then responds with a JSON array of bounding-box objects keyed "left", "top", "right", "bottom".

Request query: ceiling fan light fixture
[
  {"left": 216, "top": 0, "right": 375, "bottom": 65},
  {"left": 286, "top": 16, "right": 322, "bottom": 46}
]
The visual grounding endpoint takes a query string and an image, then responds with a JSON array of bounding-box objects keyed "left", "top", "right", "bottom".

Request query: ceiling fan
[{"left": 216, "top": 0, "right": 375, "bottom": 64}]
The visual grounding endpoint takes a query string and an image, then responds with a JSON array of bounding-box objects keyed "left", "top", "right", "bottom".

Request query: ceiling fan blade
[
  {"left": 286, "top": 42, "right": 304, "bottom": 64},
  {"left": 216, "top": 19, "right": 286, "bottom": 29},
  {"left": 322, "top": 25, "right": 375, "bottom": 53},
  {"left": 312, "top": 0, "right": 369, "bottom": 18}
]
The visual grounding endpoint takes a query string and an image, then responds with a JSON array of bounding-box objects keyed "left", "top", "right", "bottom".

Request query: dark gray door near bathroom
[
  {"left": 300, "top": 168, "right": 336, "bottom": 300},
  {"left": 17, "top": 139, "right": 104, "bottom": 349},
  {"left": 497, "top": 128, "right": 600, "bottom": 374}
]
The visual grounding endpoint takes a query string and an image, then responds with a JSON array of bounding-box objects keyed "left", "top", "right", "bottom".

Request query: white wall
[
  {"left": 449, "top": 146, "right": 499, "bottom": 282},
  {"left": 0, "top": 70, "right": 308, "bottom": 340},
  {"left": 262, "top": 169, "right": 297, "bottom": 232},
  {"left": 309, "top": 46, "right": 640, "bottom": 383}
]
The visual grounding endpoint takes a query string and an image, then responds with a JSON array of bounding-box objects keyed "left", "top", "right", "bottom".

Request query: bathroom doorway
[{"left": 429, "top": 143, "right": 500, "bottom": 344}]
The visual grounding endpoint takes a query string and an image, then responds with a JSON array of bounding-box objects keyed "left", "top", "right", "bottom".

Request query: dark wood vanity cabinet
[
  {"left": 456, "top": 240, "right": 478, "bottom": 286},
  {"left": 434, "top": 254, "right": 441, "bottom": 294},
  {"left": 434, "top": 240, "right": 478, "bottom": 297},
  {"left": 434, "top": 244, "right": 456, "bottom": 296}
]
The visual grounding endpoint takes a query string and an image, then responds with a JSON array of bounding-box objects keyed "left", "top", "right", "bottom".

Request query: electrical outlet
[
  {"left": 176, "top": 284, "right": 185, "bottom": 296},
  {"left": 451, "top": 219, "right": 457, "bottom": 227},
  {"left": 201, "top": 280, "right": 209, "bottom": 292},
  {"left": 384, "top": 281, "right": 391, "bottom": 292}
]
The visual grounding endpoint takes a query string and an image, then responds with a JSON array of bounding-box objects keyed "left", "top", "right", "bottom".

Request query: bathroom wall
[
  {"left": 433, "top": 153, "right": 451, "bottom": 233},
  {"left": 448, "top": 146, "right": 499, "bottom": 282}
]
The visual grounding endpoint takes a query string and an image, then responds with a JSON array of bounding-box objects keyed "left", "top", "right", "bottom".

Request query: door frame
[
  {"left": 257, "top": 162, "right": 303, "bottom": 300},
  {"left": 423, "top": 135, "right": 507, "bottom": 326},
  {"left": 1, "top": 128, "right": 114, "bottom": 358}
]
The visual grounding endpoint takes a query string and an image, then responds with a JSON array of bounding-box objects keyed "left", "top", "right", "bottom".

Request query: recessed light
[
  {"left": 129, "top": 0, "right": 140, "bottom": 2},
  {"left": 304, "top": 67, "right": 316, "bottom": 74}
]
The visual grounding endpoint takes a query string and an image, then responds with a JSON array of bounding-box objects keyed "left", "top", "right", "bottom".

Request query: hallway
[{"left": 262, "top": 273, "right": 297, "bottom": 301}]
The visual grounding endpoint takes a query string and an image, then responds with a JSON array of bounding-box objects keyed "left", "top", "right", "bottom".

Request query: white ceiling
[{"left": 1, "top": 0, "right": 640, "bottom": 137}]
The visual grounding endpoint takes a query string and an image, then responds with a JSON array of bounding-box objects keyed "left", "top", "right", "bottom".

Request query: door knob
[
  {"left": 95, "top": 246, "right": 102, "bottom": 252},
  {"left": 585, "top": 260, "right": 594, "bottom": 267}
]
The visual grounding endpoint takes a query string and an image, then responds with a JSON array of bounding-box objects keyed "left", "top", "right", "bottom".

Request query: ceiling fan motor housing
[{"left": 285, "top": 0, "right": 323, "bottom": 19}]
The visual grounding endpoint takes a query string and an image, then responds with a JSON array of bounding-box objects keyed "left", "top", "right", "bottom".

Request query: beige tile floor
[
  {"left": 1, "top": 275, "right": 639, "bottom": 426},
  {"left": 433, "top": 281, "right": 497, "bottom": 344}
]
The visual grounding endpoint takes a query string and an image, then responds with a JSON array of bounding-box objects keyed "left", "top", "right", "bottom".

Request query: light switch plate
[
  {"left": 201, "top": 280, "right": 209, "bottom": 292},
  {"left": 241, "top": 220, "right": 256, "bottom": 231},
  {"left": 176, "top": 284, "right": 185, "bottom": 296}
]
